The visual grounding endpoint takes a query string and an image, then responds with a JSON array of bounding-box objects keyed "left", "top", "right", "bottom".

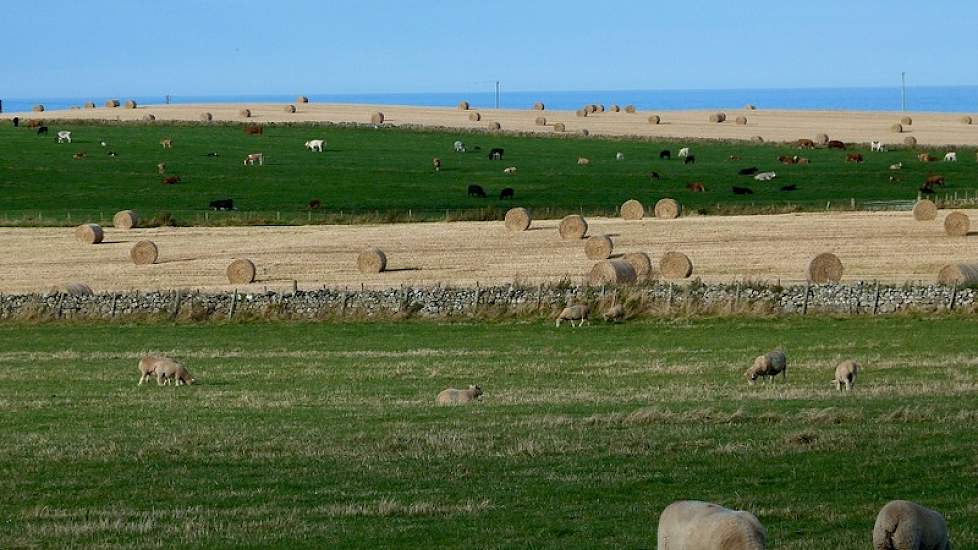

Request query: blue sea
[{"left": 3, "top": 86, "right": 976, "bottom": 114}]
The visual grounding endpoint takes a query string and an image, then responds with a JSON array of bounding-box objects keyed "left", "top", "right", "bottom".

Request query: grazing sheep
[
  {"left": 436, "top": 385, "right": 483, "bottom": 405},
  {"left": 944, "top": 152, "right": 957, "bottom": 162},
  {"left": 453, "top": 140, "right": 465, "bottom": 153},
  {"left": 37, "top": 126, "right": 49, "bottom": 135},
  {"left": 432, "top": 157, "right": 442, "bottom": 171},
  {"left": 754, "top": 171, "right": 777, "bottom": 181},
  {"left": 777, "top": 155, "right": 796, "bottom": 165},
  {"left": 137, "top": 355, "right": 171, "bottom": 386},
  {"left": 833, "top": 360, "right": 860, "bottom": 391},
  {"left": 503, "top": 166, "right": 517, "bottom": 174},
  {"left": 56, "top": 130, "right": 72, "bottom": 143},
  {"left": 728, "top": 154, "right": 741, "bottom": 161},
  {"left": 243, "top": 153, "right": 263, "bottom": 166},
  {"left": 304, "top": 139, "right": 325, "bottom": 152},
  {"left": 797, "top": 157, "right": 811, "bottom": 165},
  {"left": 873, "top": 500, "right": 950, "bottom": 550},
  {"left": 657, "top": 500, "right": 767, "bottom": 550},
  {"left": 160, "top": 138, "right": 172, "bottom": 149},
  {"left": 488, "top": 147, "right": 504, "bottom": 160},
  {"left": 616, "top": 152, "right": 625, "bottom": 161},
  {"left": 677, "top": 147, "right": 690, "bottom": 158},
  {"left": 745, "top": 350, "right": 787, "bottom": 384},
  {"left": 871, "top": 140, "right": 885, "bottom": 152},
  {"left": 556, "top": 304, "right": 589, "bottom": 327},
  {"left": 157, "top": 162, "right": 166, "bottom": 175},
  {"left": 925, "top": 175, "right": 945, "bottom": 187},
  {"left": 890, "top": 162, "right": 903, "bottom": 170},
  {"left": 156, "top": 360, "right": 196, "bottom": 386},
  {"left": 603, "top": 304, "right": 625, "bottom": 322},
  {"left": 577, "top": 157, "right": 591, "bottom": 166}
]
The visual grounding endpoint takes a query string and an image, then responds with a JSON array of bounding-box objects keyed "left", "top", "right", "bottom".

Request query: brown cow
[
  {"left": 432, "top": 157, "right": 442, "bottom": 171},
  {"left": 308, "top": 199, "right": 322, "bottom": 209},
  {"left": 827, "top": 140, "right": 847, "bottom": 150},
  {"left": 918, "top": 153, "right": 938, "bottom": 162},
  {"left": 686, "top": 182, "right": 705, "bottom": 192},
  {"left": 925, "top": 175, "right": 945, "bottom": 187},
  {"left": 845, "top": 152, "right": 864, "bottom": 163},
  {"left": 25, "top": 119, "right": 43, "bottom": 129},
  {"left": 796, "top": 139, "right": 815, "bottom": 149},
  {"left": 243, "top": 125, "right": 263, "bottom": 135},
  {"left": 161, "top": 175, "right": 181, "bottom": 185},
  {"left": 797, "top": 157, "right": 811, "bottom": 165}
]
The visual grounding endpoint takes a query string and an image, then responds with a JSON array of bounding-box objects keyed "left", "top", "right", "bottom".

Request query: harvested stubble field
[
  {"left": 1, "top": 317, "right": 977, "bottom": 548},
  {"left": 1, "top": 210, "right": 977, "bottom": 293},
  {"left": 0, "top": 121, "right": 976, "bottom": 226}
]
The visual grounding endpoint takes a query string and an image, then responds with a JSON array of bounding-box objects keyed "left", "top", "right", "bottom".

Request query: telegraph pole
[
  {"left": 901, "top": 72, "right": 907, "bottom": 112},
  {"left": 495, "top": 81, "right": 500, "bottom": 109}
]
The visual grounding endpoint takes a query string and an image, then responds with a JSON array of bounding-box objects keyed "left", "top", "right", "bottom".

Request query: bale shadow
[
  {"left": 158, "top": 258, "right": 197, "bottom": 264},
  {"left": 385, "top": 267, "right": 421, "bottom": 273}
]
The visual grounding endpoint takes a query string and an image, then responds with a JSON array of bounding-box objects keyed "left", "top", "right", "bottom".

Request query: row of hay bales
[{"left": 911, "top": 198, "right": 978, "bottom": 285}]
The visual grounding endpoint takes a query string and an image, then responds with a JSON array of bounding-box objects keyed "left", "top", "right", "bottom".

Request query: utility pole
[
  {"left": 901, "top": 72, "right": 907, "bottom": 112},
  {"left": 495, "top": 81, "right": 500, "bottom": 109}
]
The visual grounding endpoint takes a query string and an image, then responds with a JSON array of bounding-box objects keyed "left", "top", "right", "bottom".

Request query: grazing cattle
[
  {"left": 453, "top": 140, "right": 465, "bottom": 153},
  {"left": 243, "top": 153, "right": 263, "bottom": 166},
  {"left": 503, "top": 166, "right": 517, "bottom": 174},
  {"left": 683, "top": 155, "right": 696, "bottom": 165},
  {"left": 432, "top": 157, "right": 442, "bottom": 172},
  {"left": 925, "top": 175, "right": 945, "bottom": 187},
  {"left": 160, "top": 138, "right": 172, "bottom": 149},
  {"left": 648, "top": 171, "right": 661, "bottom": 180},
  {"left": 56, "top": 130, "right": 71, "bottom": 143},
  {"left": 677, "top": 147, "right": 690, "bottom": 158},
  {"left": 157, "top": 162, "right": 166, "bottom": 175},
  {"left": 577, "top": 157, "right": 591, "bottom": 166},
  {"left": 918, "top": 153, "right": 938, "bottom": 162},
  {"left": 796, "top": 138, "right": 815, "bottom": 148},
  {"left": 732, "top": 186, "right": 754, "bottom": 195},
  {"left": 827, "top": 140, "right": 846, "bottom": 150},
  {"left": 846, "top": 152, "right": 864, "bottom": 163},
  {"left": 890, "top": 162, "right": 903, "bottom": 170},
  {"left": 25, "top": 119, "right": 42, "bottom": 129},
  {"left": 308, "top": 199, "right": 321, "bottom": 210},
  {"left": 728, "top": 154, "right": 741, "bottom": 161},
  {"left": 615, "top": 152, "right": 624, "bottom": 161},
  {"left": 889, "top": 176, "right": 901, "bottom": 183},
  {"left": 754, "top": 171, "right": 776, "bottom": 181},
  {"left": 944, "top": 152, "right": 957, "bottom": 162},
  {"left": 499, "top": 187, "right": 514, "bottom": 200},
  {"left": 161, "top": 175, "right": 181, "bottom": 185},
  {"left": 686, "top": 182, "right": 705, "bottom": 192},
  {"left": 304, "top": 139, "right": 325, "bottom": 152},
  {"left": 72, "top": 152, "right": 86, "bottom": 160},
  {"left": 11, "top": 116, "right": 19, "bottom": 127},
  {"left": 659, "top": 150, "right": 671, "bottom": 160},
  {"left": 738, "top": 167, "right": 759, "bottom": 176},
  {"left": 919, "top": 186, "right": 936, "bottom": 195},
  {"left": 871, "top": 140, "right": 885, "bottom": 152},
  {"left": 780, "top": 184, "right": 797, "bottom": 191},
  {"left": 37, "top": 126, "right": 49, "bottom": 135},
  {"left": 467, "top": 184, "right": 487, "bottom": 198},
  {"left": 797, "top": 157, "right": 811, "bottom": 165},
  {"left": 243, "top": 125, "right": 263, "bottom": 135},
  {"left": 488, "top": 147, "right": 504, "bottom": 160},
  {"left": 209, "top": 199, "right": 234, "bottom": 210}
]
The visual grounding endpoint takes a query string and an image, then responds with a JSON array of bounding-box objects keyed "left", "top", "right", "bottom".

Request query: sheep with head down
[
  {"left": 833, "top": 359, "right": 860, "bottom": 392},
  {"left": 745, "top": 350, "right": 786, "bottom": 384},
  {"left": 436, "top": 385, "right": 483, "bottom": 405},
  {"left": 873, "top": 500, "right": 950, "bottom": 550},
  {"left": 556, "top": 304, "right": 589, "bottom": 327},
  {"left": 656, "top": 500, "right": 766, "bottom": 550}
]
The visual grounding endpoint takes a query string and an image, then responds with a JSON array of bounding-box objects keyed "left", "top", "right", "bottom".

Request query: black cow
[
  {"left": 209, "top": 198, "right": 234, "bottom": 210},
  {"left": 499, "top": 187, "right": 514, "bottom": 200},
  {"left": 488, "top": 148, "right": 504, "bottom": 160},
  {"left": 918, "top": 186, "right": 936, "bottom": 195},
  {"left": 738, "top": 167, "right": 759, "bottom": 176},
  {"left": 780, "top": 184, "right": 797, "bottom": 191},
  {"left": 12, "top": 116, "right": 19, "bottom": 128},
  {"left": 648, "top": 171, "right": 661, "bottom": 180},
  {"left": 37, "top": 126, "right": 48, "bottom": 135},
  {"left": 659, "top": 150, "right": 671, "bottom": 160},
  {"left": 467, "top": 184, "right": 487, "bottom": 198},
  {"left": 732, "top": 186, "right": 754, "bottom": 195},
  {"left": 683, "top": 155, "right": 696, "bottom": 165}
]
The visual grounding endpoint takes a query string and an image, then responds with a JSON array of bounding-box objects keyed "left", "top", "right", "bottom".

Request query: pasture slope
[{"left": 0, "top": 317, "right": 976, "bottom": 548}]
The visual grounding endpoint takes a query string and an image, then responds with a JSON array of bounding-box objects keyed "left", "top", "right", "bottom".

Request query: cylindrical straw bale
[
  {"left": 62, "top": 283, "right": 94, "bottom": 296},
  {"left": 648, "top": 114, "right": 661, "bottom": 124},
  {"left": 284, "top": 104, "right": 296, "bottom": 113},
  {"left": 458, "top": 101, "right": 470, "bottom": 110},
  {"left": 622, "top": 252, "right": 653, "bottom": 281},
  {"left": 84, "top": 101, "right": 96, "bottom": 109},
  {"left": 142, "top": 114, "right": 156, "bottom": 121},
  {"left": 709, "top": 112, "right": 727, "bottom": 123},
  {"left": 735, "top": 115, "right": 748, "bottom": 125},
  {"left": 659, "top": 252, "right": 693, "bottom": 279},
  {"left": 227, "top": 258, "right": 256, "bottom": 283},
  {"left": 124, "top": 99, "right": 137, "bottom": 109},
  {"left": 504, "top": 207, "right": 532, "bottom": 231},
  {"left": 370, "top": 112, "right": 385, "bottom": 124},
  {"left": 589, "top": 259, "right": 637, "bottom": 285},
  {"left": 533, "top": 101, "right": 545, "bottom": 110},
  {"left": 32, "top": 104, "right": 45, "bottom": 112},
  {"left": 105, "top": 99, "right": 120, "bottom": 108},
  {"left": 904, "top": 136, "right": 917, "bottom": 147},
  {"left": 944, "top": 211, "right": 970, "bottom": 236},
  {"left": 296, "top": 95, "right": 309, "bottom": 103},
  {"left": 74, "top": 223, "right": 103, "bottom": 244},
  {"left": 900, "top": 116, "right": 913, "bottom": 125},
  {"left": 579, "top": 128, "right": 589, "bottom": 136},
  {"left": 576, "top": 109, "right": 588, "bottom": 118},
  {"left": 239, "top": 108, "right": 251, "bottom": 118},
  {"left": 200, "top": 112, "right": 213, "bottom": 122},
  {"left": 584, "top": 104, "right": 596, "bottom": 114},
  {"left": 890, "top": 123, "right": 904, "bottom": 133},
  {"left": 654, "top": 198, "right": 682, "bottom": 219},
  {"left": 751, "top": 135, "right": 765, "bottom": 142},
  {"left": 488, "top": 121, "right": 501, "bottom": 130},
  {"left": 938, "top": 263, "right": 978, "bottom": 285},
  {"left": 912, "top": 199, "right": 937, "bottom": 221},
  {"left": 535, "top": 116, "right": 547, "bottom": 126},
  {"left": 468, "top": 111, "right": 481, "bottom": 121},
  {"left": 558, "top": 215, "right": 588, "bottom": 240},
  {"left": 610, "top": 105, "right": 620, "bottom": 112},
  {"left": 113, "top": 210, "right": 139, "bottom": 229},
  {"left": 807, "top": 253, "right": 843, "bottom": 283},
  {"left": 584, "top": 235, "right": 614, "bottom": 260},
  {"left": 130, "top": 240, "right": 159, "bottom": 265},
  {"left": 961, "top": 116, "right": 973, "bottom": 125},
  {"left": 620, "top": 199, "right": 645, "bottom": 220},
  {"left": 357, "top": 248, "right": 387, "bottom": 273},
  {"left": 815, "top": 133, "right": 830, "bottom": 145},
  {"left": 553, "top": 122, "right": 566, "bottom": 132},
  {"left": 624, "top": 105, "right": 637, "bottom": 113}
]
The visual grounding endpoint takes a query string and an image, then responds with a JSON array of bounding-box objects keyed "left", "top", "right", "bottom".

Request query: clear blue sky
[{"left": 4, "top": 0, "right": 977, "bottom": 97}]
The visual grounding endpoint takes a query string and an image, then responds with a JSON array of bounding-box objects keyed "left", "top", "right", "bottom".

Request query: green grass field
[
  {"left": 1, "top": 122, "right": 975, "bottom": 226},
  {"left": 1, "top": 317, "right": 975, "bottom": 548}
]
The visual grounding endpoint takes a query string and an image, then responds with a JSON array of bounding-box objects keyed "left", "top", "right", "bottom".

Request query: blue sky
[{"left": 4, "top": 0, "right": 977, "bottom": 97}]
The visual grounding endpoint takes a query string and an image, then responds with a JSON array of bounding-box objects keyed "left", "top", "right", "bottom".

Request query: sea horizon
[{"left": 3, "top": 85, "right": 977, "bottom": 115}]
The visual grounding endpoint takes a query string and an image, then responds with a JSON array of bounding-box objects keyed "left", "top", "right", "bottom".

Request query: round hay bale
[
  {"left": 903, "top": 136, "right": 918, "bottom": 147},
  {"left": 624, "top": 105, "right": 637, "bottom": 113},
  {"left": 200, "top": 112, "right": 213, "bottom": 122},
  {"left": 890, "top": 123, "right": 904, "bottom": 133},
  {"left": 735, "top": 115, "right": 748, "bottom": 125},
  {"left": 458, "top": 100, "right": 470, "bottom": 111},
  {"left": 610, "top": 105, "right": 620, "bottom": 112},
  {"left": 105, "top": 99, "right": 120, "bottom": 108},
  {"left": 553, "top": 122, "right": 566, "bottom": 132},
  {"left": 620, "top": 199, "right": 645, "bottom": 220},
  {"left": 124, "top": 99, "right": 137, "bottom": 109},
  {"left": 142, "top": 114, "right": 156, "bottom": 122},
  {"left": 558, "top": 214, "right": 588, "bottom": 240},
  {"left": 32, "top": 104, "right": 44, "bottom": 112},
  {"left": 944, "top": 211, "right": 970, "bottom": 236},
  {"left": 623, "top": 252, "right": 652, "bottom": 280},
  {"left": 84, "top": 101, "right": 96, "bottom": 109},
  {"left": 589, "top": 259, "right": 637, "bottom": 285},
  {"left": 296, "top": 95, "right": 309, "bottom": 104},
  {"left": 370, "top": 112, "right": 385, "bottom": 124},
  {"left": 62, "top": 282, "right": 94, "bottom": 296},
  {"left": 579, "top": 128, "right": 589, "bottom": 137},
  {"left": 576, "top": 109, "right": 588, "bottom": 118},
  {"left": 533, "top": 101, "right": 545, "bottom": 111},
  {"left": 912, "top": 199, "right": 938, "bottom": 221},
  {"left": 900, "top": 116, "right": 913, "bottom": 125},
  {"left": 709, "top": 112, "right": 727, "bottom": 123},
  {"left": 960, "top": 116, "right": 973, "bottom": 125},
  {"left": 596, "top": 104, "right": 606, "bottom": 113},
  {"left": 584, "top": 235, "right": 614, "bottom": 260},
  {"left": 357, "top": 248, "right": 387, "bottom": 273},
  {"left": 745, "top": 104, "right": 757, "bottom": 110},
  {"left": 284, "top": 104, "right": 296, "bottom": 113},
  {"left": 468, "top": 111, "right": 482, "bottom": 122},
  {"left": 584, "top": 104, "right": 596, "bottom": 114},
  {"left": 488, "top": 121, "right": 501, "bottom": 131},
  {"left": 130, "top": 240, "right": 159, "bottom": 265},
  {"left": 654, "top": 198, "right": 682, "bottom": 219},
  {"left": 815, "top": 133, "right": 830, "bottom": 145},
  {"left": 504, "top": 207, "right": 532, "bottom": 231},
  {"left": 648, "top": 114, "right": 661, "bottom": 125},
  {"left": 227, "top": 258, "right": 257, "bottom": 283},
  {"left": 807, "top": 253, "right": 843, "bottom": 283},
  {"left": 74, "top": 223, "right": 103, "bottom": 245},
  {"left": 937, "top": 263, "right": 978, "bottom": 285},
  {"left": 659, "top": 252, "right": 693, "bottom": 279},
  {"left": 751, "top": 135, "right": 765, "bottom": 143},
  {"left": 239, "top": 108, "right": 252, "bottom": 118},
  {"left": 534, "top": 116, "right": 547, "bottom": 126},
  {"left": 112, "top": 210, "right": 139, "bottom": 229}
]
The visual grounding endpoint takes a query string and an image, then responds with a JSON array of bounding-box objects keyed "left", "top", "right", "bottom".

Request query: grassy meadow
[
  {"left": 1, "top": 317, "right": 976, "bottom": 548},
  {"left": 1, "top": 121, "right": 976, "bottom": 226}
]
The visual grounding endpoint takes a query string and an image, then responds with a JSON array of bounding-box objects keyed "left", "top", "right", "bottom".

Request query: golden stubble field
[{"left": 2, "top": 209, "right": 976, "bottom": 293}]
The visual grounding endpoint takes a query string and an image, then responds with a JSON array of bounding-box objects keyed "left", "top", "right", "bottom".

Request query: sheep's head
[{"left": 468, "top": 385, "right": 483, "bottom": 398}]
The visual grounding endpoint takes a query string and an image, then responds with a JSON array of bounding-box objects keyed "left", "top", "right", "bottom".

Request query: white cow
[
  {"left": 243, "top": 153, "right": 264, "bottom": 166},
  {"left": 677, "top": 147, "right": 690, "bottom": 158},
  {"left": 57, "top": 131, "right": 72, "bottom": 143},
  {"left": 944, "top": 152, "right": 957, "bottom": 162},
  {"left": 453, "top": 140, "right": 465, "bottom": 153},
  {"left": 754, "top": 171, "right": 777, "bottom": 181},
  {"left": 304, "top": 139, "right": 325, "bottom": 152},
  {"left": 615, "top": 152, "right": 624, "bottom": 161},
  {"left": 871, "top": 140, "right": 885, "bottom": 152}
]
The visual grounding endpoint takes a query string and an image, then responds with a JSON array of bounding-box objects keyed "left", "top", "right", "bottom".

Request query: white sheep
[
  {"left": 137, "top": 355, "right": 168, "bottom": 385},
  {"left": 616, "top": 152, "right": 624, "bottom": 161},
  {"left": 745, "top": 350, "right": 787, "bottom": 384},
  {"left": 243, "top": 153, "right": 263, "bottom": 166},
  {"left": 156, "top": 359, "right": 196, "bottom": 386},
  {"left": 436, "top": 384, "right": 483, "bottom": 404},
  {"left": 453, "top": 140, "right": 465, "bottom": 153},
  {"left": 657, "top": 500, "right": 766, "bottom": 550},
  {"left": 57, "top": 130, "right": 72, "bottom": 143},
  {"left": 873, "top": 500, "right": 950, "bottom": 550},
  {"left": 503, "top": 166, "right": 517, "bottom": 174},
  {"left": 754, "top": 171, "right": 777, "bottom": 181},
  {"left": 678, "top": 147, "right": 690, "bottom": 158},
  {"left": 889, "top": 162, "right": 903, "bottom": 171},
  {"left": 603, "top": 304, "right": 624, "bottom": 322},
  {"left": 833, "top": 359, "right": 860, "bottom": 391},
  {"left": 304, "top": 139, "right": 325, "bottom": 152},
  {"left": 556, "top": 304, "right": 589, "bottom": 327},
  {"left": 871, "top": 140, "right": 885, "bottom": 152},
  {"left": 577, "top": 157, "right": 591, "bottom": 166},
  {"left": 944, "top": 152, "right": 957, "bottom": 162}
]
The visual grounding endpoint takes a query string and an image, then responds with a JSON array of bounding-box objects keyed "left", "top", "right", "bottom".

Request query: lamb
[
  {"left": 137, "top": 355, "right": 169, "bottom": 385},
  {"left": 754, "top": 171, "right": 777, "bottom": 181},
  {"left": 890, "top": 162, "right": 903, "bottom": 170},
  {"left": 873, "top": 500, "right": 950, "bottom": 550},
  {"left": 57, "top": 130, "right": 72, "bottom": 143},
  {"left": 157, "top": 162, "right": 166, "bottom": 175},
  {"left": 603, "top": 304, "right": 625, "bottom": 322},
  {"left": 577, "top": 157, "right": 591, "bottom": 166},
  {"left": 833, "top": 359, "right": 860, "bottom": 391},
  {"left": 677, "top": 147, "right": 690, "bottom": 158},
  {"left": 453, "top": 140, "right": 465, "bottom": 153},
  {"left": 944, "top": 152, "right": 957, "bottom": 162},
  {"left": 432, "top": 157, "right": 442, "bottom": 171},
  {"left": 656, "top": 500, "right": 766, "bottom": 550},
  {"left": 304, "top": 139, "right": 325, "bottom": 152},
  {"left": 503, "top": 166, "right": 517, "bottom": 174},
  {"left": 156, "top": 359, "right": 196, "bottom": 386},
  {"left": 745, "top": 350, "right": 787, "bottom": 384},
  {"left": 556, "top": 304, "right": 589, "bottom": 327},
  {"left": 615, "top": 152, "right": 624, "bottom": 161},
  {"left": 436, "top": 384, "right": 483, "bottom": 405},
  {"left": 160, "top": 138, "right": 172, "bottom": 149}
]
